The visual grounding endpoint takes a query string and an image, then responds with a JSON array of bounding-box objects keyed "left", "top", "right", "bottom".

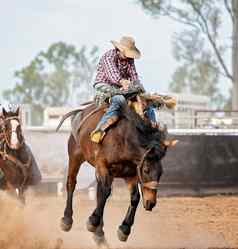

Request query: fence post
[{"left": 194, "top": 110, "right": 198, "bottom": 128}]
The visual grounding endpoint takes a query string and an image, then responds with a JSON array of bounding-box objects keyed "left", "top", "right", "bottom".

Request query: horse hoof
[
  {"left": 60, "top": 217, "right": 73, "bottom": 232},
  {"left": 93, "top": 233, "right": 105, "bottom": 244},
  {"left": 86, "top": 219, "right": 97, "bottom": 232},
  {"left": 93, "top": 234, "right": 109, "bottom": 249},
  {"left": 117, "top": 228, "right": 129, "bottom": 242}
]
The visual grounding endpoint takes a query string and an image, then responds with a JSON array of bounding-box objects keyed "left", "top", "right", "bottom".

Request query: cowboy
[{"left": 90, "top": 36, "right": 160, "bottom": 143}]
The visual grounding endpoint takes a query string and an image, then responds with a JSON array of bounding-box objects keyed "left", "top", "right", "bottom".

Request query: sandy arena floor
[{"left": 0, "top": 192, "right": 238, "bottom": 249}]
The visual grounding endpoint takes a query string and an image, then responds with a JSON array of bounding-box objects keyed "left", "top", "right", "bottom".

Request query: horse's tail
[
  {"left": 55, "top": 109, "right": 83, "bottom": 131},
  {"left": 56, "top": 102, "right": 94, "bottom": 132}
]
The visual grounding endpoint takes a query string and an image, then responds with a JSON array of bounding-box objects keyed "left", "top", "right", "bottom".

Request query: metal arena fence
[
  {"left": 23, "top": 123, "right": 238, "bottom": 196},
  {"left": 159, "top": 110, "right": 238, "bottom": 129}
]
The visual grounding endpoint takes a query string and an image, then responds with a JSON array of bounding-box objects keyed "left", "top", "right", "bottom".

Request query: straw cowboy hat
[{"left": 111, "top": 36, "right": 141, "bottom": 59}]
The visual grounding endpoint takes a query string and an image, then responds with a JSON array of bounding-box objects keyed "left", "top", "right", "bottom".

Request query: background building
[{"left": 159, "top": 93, "right": 209, "bottom": 128}]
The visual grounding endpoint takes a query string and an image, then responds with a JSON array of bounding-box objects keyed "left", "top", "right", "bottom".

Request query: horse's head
[
  {"left": 1, "top": 107, "right": 24, "bottom": 150},
  {"left": 138, "top": 144, "right": 167, "bottom": 211}
]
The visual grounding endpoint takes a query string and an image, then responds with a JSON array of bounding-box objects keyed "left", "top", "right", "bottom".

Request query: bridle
[
  {"left": 0, "top": 115, "right": 31, "bottom": 188},
  {"left": 1, "top": 116, "right": 25, "bottom": 149},
  {"left": 137, "top": 146, "right": 161, "bottom": 190}
]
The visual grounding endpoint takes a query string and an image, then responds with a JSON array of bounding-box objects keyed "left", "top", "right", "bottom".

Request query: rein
[
  {"left": 0, "top": 142, "right": 32, "bottom": 189},
  {"left": 137, "top": 146, "right": 160, "bottom": 190},
  {"left": 0, "top": 115, "right": 30, "bottom": 188}
]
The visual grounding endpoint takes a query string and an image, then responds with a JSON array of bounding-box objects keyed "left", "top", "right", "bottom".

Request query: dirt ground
[{"left": 0, "top": 191, "right": 238, "bottom": 249}]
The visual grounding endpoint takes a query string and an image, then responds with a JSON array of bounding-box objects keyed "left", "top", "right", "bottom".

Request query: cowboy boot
[{"left": 90, "top": 116, "right": 119, "bottom": 143}]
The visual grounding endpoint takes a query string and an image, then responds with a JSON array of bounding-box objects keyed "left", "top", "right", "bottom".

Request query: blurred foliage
[
  {"left": 169, "top": 30, "right": 225, "bottom": 108},
  {"left": 3, "top": 42, "right": 99, "bottom": 125},
  {"left": 137, "top": 0, "right": 237, "bottom": 109}
]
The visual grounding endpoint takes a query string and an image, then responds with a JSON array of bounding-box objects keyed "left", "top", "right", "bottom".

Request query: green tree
[
  {"left": 69, "top": 45, "right": 99, "bottom": 105},
  {"left": 169, "top": 29, "right": 225, "bottom": 107},
  {"left": 3, "top": 42, "right": 99, "bottom": 125},
  {"left": 137, "top": 0, "right": 238, "bottom": 109}
]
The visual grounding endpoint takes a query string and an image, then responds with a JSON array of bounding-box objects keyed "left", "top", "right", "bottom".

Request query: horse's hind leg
[
  {"left": 117, "top": 177, "right": 140, "bottom": 242},
  {"left": 61, "top": 135, "right": 84, "bottom": 232}
]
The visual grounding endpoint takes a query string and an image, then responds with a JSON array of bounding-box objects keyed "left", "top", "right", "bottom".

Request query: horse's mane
[{"left": 124, "top": 106, "right": 163, "bottom": 148}]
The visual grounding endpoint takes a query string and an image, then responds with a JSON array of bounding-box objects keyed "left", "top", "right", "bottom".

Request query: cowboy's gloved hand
[
  {"left": 120, "top": 79, "right": 130, "bottom": 90},
  {"left": 132, "top": 80, "right": 145, "bottom": 93}
]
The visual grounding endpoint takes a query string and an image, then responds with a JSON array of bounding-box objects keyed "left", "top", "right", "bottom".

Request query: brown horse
[
  {"left": 0, "top": 107, "right": 41, "bottom": 203},
  {"left": 59, "top": 101, "right": 172, "bottom": 244}
]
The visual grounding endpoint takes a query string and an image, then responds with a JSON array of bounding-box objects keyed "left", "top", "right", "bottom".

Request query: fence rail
[
  {"left": 159, "top": 110, "right": 238, "bottom": 129},
  {"left": 23, "top": 110, "right": 238, "bottom": 130}
]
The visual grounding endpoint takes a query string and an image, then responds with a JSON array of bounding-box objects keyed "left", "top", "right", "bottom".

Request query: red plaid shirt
[{"left": 94, "top": 49, "right": 139, "bottom": 86}]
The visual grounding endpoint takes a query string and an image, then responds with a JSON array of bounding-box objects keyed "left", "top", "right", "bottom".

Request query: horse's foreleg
[
  {"left": 87, "top": 167, "right": 112, "bottom": 233},
  {"left": 92, "top": 219, "right": 110, "bottom": 248},
  {"left": 61, "top": 155, "right": 82, "bottom": 232},
  {"left": 87, "top": 171, "right": 112, "bottom": 248},
  {"left": 118, "top": 177, "right": 140, "bottom": 242}
]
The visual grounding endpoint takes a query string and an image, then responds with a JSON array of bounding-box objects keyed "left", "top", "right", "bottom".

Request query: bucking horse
[
  {"left": 0, "top": 107, "right": 41, "bottom": 203},
  {"left": 57, "top": 89, "right": 177, "bottom": 244}
]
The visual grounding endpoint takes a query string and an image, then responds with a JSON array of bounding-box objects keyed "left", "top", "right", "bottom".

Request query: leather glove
[{"left": 119, "top": 79, "right": 130, "bottom": 90}]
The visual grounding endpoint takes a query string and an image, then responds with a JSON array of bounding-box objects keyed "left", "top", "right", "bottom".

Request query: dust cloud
[
  {"left": 0, "top": 191, "right": 237, "bottom": 249},
  {"left": 0, "top": 192, "right": 63, "bottom": 249}
]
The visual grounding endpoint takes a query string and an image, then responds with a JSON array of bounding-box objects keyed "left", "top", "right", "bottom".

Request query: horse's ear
[
  {"left": 163, "top": 139, "right": 178, "bottom": 147},
  {"left": 2, "top": 107, "right": 7, "bottom": 118}
]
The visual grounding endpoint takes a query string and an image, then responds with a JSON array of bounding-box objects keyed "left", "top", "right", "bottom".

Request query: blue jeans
[
  {"left": 145, "top": 105, "right": 159, "bottom": 124},
  {"left": 95, "top": 93, "right": 159, "bottom": 130},
  {"left": 95, "top": 95, "right": 126, "bottom": 130}
]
